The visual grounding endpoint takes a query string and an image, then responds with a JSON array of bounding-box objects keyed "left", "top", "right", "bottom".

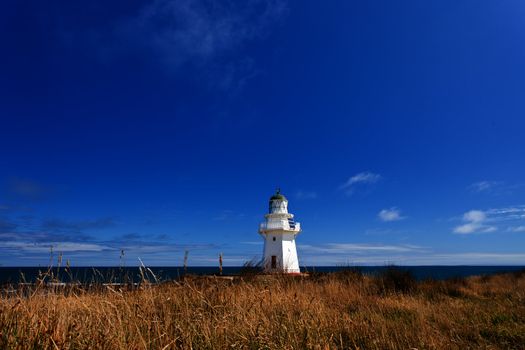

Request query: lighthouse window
[{"left": 272, "top": 237, "right": 276, "bottom": 241}]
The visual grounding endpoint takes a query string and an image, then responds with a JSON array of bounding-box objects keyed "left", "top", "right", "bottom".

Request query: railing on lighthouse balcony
[{"left": 259, "top": 221, "right": 301, "bottom": 232}]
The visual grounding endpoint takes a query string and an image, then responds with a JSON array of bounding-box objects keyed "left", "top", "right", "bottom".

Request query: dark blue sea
[{"left": 0, "top": 265, "right": 524, "bottom": 284}]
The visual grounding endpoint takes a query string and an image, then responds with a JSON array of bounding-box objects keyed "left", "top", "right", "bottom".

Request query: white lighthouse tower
[{"left": 259, "top": 189, "right": 301, "bottom": 273}]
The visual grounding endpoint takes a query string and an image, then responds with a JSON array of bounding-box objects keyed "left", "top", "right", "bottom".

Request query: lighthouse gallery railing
[{"left": 259, "top": 222, "right": 300, "bottom": 232}]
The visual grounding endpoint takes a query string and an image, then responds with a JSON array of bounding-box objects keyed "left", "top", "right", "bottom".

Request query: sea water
[{"left": 0, "top": 265, "right": 524, "bottom": 284}]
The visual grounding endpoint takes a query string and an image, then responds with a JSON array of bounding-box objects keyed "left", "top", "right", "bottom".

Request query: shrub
[
  {"left": 375, "top": 266, "right": 416, "bottom": 294},
  {"left": 512, "top": 268, "right": 525, "bottom": 279},
  {"left": 332, "top": 266, "right": 364, "bottom": 283},
  {"left": 239, "top": 259, "right": 263, "bottom": 280}
]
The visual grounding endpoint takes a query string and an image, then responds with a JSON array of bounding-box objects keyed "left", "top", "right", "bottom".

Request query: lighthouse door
[{"left": 271, "top": 255, "right": 277, "bottom": 269}]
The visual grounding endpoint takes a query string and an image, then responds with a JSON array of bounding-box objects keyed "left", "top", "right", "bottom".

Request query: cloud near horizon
[
  {"left": 296, "top": 242, "right": 525, "bottom": 265},
  {"left": 0, "top": 241, "right": 111, "bottom": 253},
  {"left": 299, "top": 243, "right": 422, "bottom": 254}
]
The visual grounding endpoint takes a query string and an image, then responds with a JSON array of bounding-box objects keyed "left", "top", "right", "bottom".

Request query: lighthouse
[{"left": 259, "top": 189, "right": 301, "bottom": 273}]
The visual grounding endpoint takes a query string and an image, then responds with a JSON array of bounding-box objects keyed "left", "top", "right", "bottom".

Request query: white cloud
[
  {"left": 422, "top": 253, "right": 525, "bottom": 265},
  {"left": 454, "top": 223, "right": 479, "bottom": 234},
  {"left": 463, "top": 210, "right": 486, "bottom": 223},
  {"left": 378, "top": 207, "right": 405, "bottom": 222},
  {"left": 454, "top": 206, "right": 525, "bottom": 234},
  {"left": 453, "top": 209, "right": 497, "bottom": 234},
  {"left": 0, "top": 241, "right": 111, "bottom": 252},
  {"left": 344, "top": 172, "right": 382, "bottom": 186},
  {"left": 453, "top": 205, "right": 525, "bottom": 234},
  {"left": 300, "top": 252, "right": 525, "bottom": 266},
  {"left": 297, "top": 241, "right": 524, "bottom": 265},
  {"left": 340, "top": 171, "right": 381, "bottom": 195},
  {"left": 298, "top": 244, "right": 525, "bottom": 265},
  {"left": 392, "top": 252, "right": 525, "bottom": 265},
  {"left": 299, "top": 243, "right": 422, "bottom": 254}
]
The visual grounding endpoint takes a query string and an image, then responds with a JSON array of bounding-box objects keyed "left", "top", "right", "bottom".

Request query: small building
[{"left": 259, "top": 189, "right": 301, "bottom": 273}]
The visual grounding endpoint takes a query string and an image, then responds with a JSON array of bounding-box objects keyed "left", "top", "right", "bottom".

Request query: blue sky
[{"left": 1, "top": 0, "right": 525, "bottom": 266}]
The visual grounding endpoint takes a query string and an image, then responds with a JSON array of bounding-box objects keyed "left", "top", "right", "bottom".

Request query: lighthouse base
[{"left": 261, "top": 231, "right": 300, "bottom": 274}]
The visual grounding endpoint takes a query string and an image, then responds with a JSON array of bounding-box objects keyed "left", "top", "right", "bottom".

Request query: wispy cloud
[
  {"left": 453, "top": 205, "right": 525, "bottom": 234},
  {"left": 0, "top": 228, "right": 219, "bottom": 265},
  {"left": 297, "top": 242, "right": 525, "bottom": 265},
  {"left": 468, "top": 180, "right": 523, "bottom": 195},
  {"left": 297, "top": 242, "right": 425, "bottom": 266},
  {"left": 0, "top": 228, "right": 93, "bottom": 244},
  {"left": 378, "top": 207, "right": 405, "bottom": 222},
  {"left": 300, "top": 243, "right": 422, "bottom": 254},
  {"left": 299, "top": 252, "right": 525, "bottom": 266},
  {"left": 0, "top": 203, "right": 239, "bottom": 265},
  {"left": 411, "top": 253, "right": 525, "bottom": 265},
  {"left": 0, "top": 241, "right": 111, "bottom": 253},
  {"left": 340, "top": 171, "right": 381, "bottom": 195},
  {"left": 136, "top": 0, "right": 286, "bottom": 60},
  {"left": 468, "top": 181, "right": 502, "bottom": 193},
  {"left": 115, "top": 0, "right": 287, "bottom": 91},
  {"left": 486, "top": 206, "right": 525, "bottom": 220}
]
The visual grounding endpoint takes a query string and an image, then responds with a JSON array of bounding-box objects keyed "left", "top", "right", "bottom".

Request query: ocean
[{"left": 0, "top": 265, "right": 524, "bottom": 284}]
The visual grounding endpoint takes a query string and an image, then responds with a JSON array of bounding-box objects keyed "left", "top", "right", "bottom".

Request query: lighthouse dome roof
[{"left": 270, "top": 189, "right": 287, "bottom": 201}]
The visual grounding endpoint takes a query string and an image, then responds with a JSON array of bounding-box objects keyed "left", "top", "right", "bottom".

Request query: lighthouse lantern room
[{"left": 259, "top": 189, "right": 301, "bottom": 273}]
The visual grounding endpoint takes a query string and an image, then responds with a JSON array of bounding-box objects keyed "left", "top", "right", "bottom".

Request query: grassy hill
[{"left": 1, "top": 268, "right": 524, "bottom": 349}]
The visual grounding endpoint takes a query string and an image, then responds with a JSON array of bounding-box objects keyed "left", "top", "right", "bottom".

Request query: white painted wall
[
  {"left": 261, "top": 232, "right": 300, "bottom": 273},
  {"left": 281, "top": 233, "right": 299, "bottom": 273}
]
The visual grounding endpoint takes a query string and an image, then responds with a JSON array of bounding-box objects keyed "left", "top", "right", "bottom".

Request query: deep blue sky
[{"left": 1, "top": 0, "right": 525, "bottom": 266}]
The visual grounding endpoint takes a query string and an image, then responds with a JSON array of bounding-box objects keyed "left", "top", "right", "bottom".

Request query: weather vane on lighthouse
[{"left": 259, "top": 189, "right": 301, "bottom": 273}]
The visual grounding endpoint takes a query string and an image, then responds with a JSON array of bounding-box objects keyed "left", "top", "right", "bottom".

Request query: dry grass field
[{"left": 1, "top": 268, "right": 524, "bottom": 349}]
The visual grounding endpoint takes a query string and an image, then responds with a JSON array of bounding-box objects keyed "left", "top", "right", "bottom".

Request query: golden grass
[{"left": 1, "top": 270, "right": 524, "bottom": 349}]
